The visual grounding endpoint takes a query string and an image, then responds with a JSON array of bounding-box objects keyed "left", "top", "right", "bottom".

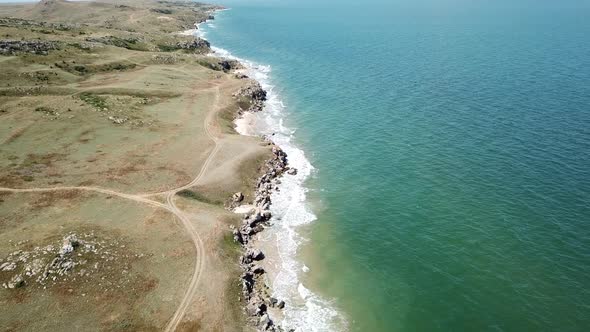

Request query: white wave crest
[{"left": 201, "top": 23, "right": 347, "bottom": 332}]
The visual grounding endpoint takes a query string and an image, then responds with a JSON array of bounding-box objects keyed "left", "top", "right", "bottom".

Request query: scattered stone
[
  {"left": 152, "top": 54, "right": 178, "bottom": 64},
  {"left": 59, "top": 234, "right": 79, "bottom": 255},
  {"left": 108, "top": 116, "right": 128, "bottom": 124},
  {"left": 0, "top": 39, "right": 59, "bottom": 55},
  {"left": 7, "top": 274, "right": 25, "bottom": 289},
  {"left": 0, "top": 233, "right": 133, "bottom": 290},
  {"left": 233, "top": 192, "right": 244, "bottom": 203},
  {"left": 0, "top": 262, "right": 16, "bottom": 271}
]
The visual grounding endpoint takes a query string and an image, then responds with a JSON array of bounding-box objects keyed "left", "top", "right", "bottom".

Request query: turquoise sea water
[{"left": 202, "top": 1, "right": 590, "bottom": 331}]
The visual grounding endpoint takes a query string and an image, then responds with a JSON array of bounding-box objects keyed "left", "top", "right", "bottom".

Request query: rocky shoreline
[
  {"left": 231, "top": 142, "right": 293, "bottom": 332},
  {"left": 195, "top": 12, "right": 297, "bottom": 331},
  {"left": 230, "top": 71, "right": 294, "bottom": 332}
]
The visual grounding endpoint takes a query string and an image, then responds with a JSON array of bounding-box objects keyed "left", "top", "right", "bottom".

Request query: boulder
[
  {"left": 59, "top": 234, "right": 79, "bottom": 255},
  {"left": 234, "top": 81, "right": 267, "bottom": 102},
  {"left": 252, "top": 265, "right": 265, "bottom": 274},
  {"left": 250, "top": 249, "right": 265, "bottom": 261},
  {"left": 232, "top": 192, "right": 244, "bottom": 203},
  {"left": 218, "top": 59, "right": 243, "bottom": 72},
  {"left": 0, "top": 262, "right": 16, "bottom": 271},
  {"left": 246, "top": 303, "right": 259, "bottom": 316},
  {"left": 270, "top": 297, "right": 278, "bottom": 307},
  {"left": 241, "top": 271, "right": 255, "bottom": 293},
  {"left": 259, "top": 313, "right": 272, "bottom": 329},
  {"left": 7, "top": 274, "right": 25, "bottom": 289},
  {"left": 242, "top": 249, "right": 264, "bottom": 264}
]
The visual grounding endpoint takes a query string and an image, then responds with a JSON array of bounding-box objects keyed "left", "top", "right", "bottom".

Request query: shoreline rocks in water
[
  {"left": 198, "top": 10, "right": 298, "bottom": 331},
  {"left": 231, "top": 123, "right": 295, "bottom": 331}
]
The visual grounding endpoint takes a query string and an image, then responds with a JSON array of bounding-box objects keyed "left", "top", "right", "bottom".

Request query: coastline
[
  {"left": 0, "top": 0, "right": 342, "bottom": 329},
  {"left": 196, "top": 10, "right": 346, "bottom": 332},
  {"left": 0, "top": 1, "right": 282, "bottom": 330},
  {"left": 194, "top": 12, "right": 295, "bottom": 331}
]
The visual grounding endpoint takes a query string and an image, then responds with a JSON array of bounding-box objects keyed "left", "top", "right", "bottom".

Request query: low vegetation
[{"left": 0, "top": 0, "right": 263, "bottom": 330}]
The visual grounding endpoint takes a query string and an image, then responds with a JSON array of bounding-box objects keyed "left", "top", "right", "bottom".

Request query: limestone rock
[
  {"left": 7, "top": 274, "right": 25, "bottom": 289},
  {"left": 232, "top": 192, "right": 244, "bottom": 203},
  {"left": 0, "top": 39, "right": 58, "bottom": 55}
]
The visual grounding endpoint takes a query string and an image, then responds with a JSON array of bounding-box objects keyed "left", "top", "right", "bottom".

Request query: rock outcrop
[
  {"left": 0, "top": 40, "right": 59, "bottom": 56},
  {"left": 0, "top": 233, "right": 137, "bottom": 290},
  {"left": 231, "top": 138, "right": 292, "bottom": 331},
  {"left": 174, "top": 37, "right": 211, "bottom": 53},
  {"left": 218, "top": 59, "right": 243, "bottom": 72},
  {"left": 233, "top": 81, "right": 268, "bottom": 113}
]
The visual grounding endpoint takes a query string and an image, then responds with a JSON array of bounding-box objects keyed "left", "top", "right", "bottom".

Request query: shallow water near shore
[{"left": 201, "top": 0, "right": 590, "bottom": 331}]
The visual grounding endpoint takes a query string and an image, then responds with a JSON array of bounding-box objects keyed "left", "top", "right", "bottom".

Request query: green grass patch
[
  {"left": 221, "top": 232, "right": 241, "bottom": 256},
  {"left": 99, "top": 62, "right": 137, "bottom": 71},
  {"left": 196, "top": 59, "right": 223, "bottom": 71},
  {"left": 151, "top": 8, "right": 174, "bottom": 14},
  {"left": 34, "top": 106, "right": 58, "bottom": 115},
  {"left": 157, "top": 44, "right": 179, "bottom": 52},
  {"left": 79, "top": 93, "right": 107, "bottom": 110},
  {"left": 176, "top": 189, "right": 223, "bottom": 206}
]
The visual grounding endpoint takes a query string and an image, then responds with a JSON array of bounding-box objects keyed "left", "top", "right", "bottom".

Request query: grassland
[{"left": 0, "top": 0, "right": 272, "bottom": 330}]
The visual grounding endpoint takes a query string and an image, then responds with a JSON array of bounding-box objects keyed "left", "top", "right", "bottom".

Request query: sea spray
[{"left": 197, "top": 16, "right": 347, "bottom": 332}]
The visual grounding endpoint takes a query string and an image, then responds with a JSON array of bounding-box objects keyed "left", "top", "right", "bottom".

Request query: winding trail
[
  {"left": 162, "top": 86, "right": 221, "bottom": 332},
  {"left": 0, "top": 86, "right": 224, "bottom": 332}
]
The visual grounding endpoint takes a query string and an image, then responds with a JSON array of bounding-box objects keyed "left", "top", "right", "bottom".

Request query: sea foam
[{"left": 197, "top": 18, "right": 347, "bottom": 332}]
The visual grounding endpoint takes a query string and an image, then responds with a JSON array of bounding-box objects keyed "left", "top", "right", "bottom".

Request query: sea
[{"left": 198, "top": 0, "right": 590, "bottom": 331}]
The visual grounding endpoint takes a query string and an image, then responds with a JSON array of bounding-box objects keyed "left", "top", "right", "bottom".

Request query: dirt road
[{"left": 0, "top": 86, "right": 224, "bottom": 332}]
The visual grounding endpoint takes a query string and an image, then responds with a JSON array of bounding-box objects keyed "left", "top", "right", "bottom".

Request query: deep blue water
[{"left": 202, "top": 1, "right": 590, "bottom": 331}]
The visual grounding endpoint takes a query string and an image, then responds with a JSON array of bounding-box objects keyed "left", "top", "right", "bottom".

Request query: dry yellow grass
[{"left": 0, "top": 1, "right": 269, "bottom": 331}]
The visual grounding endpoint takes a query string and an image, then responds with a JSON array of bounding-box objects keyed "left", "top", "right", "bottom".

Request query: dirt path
[
  {"left": 0, "top": 86, "right": 224, "bottom": 332},
  {"left": 143, "top": 85, "right": 222, "bottom": 198},
  {"left": 162, "top": 87, "right": 221, "bottom": 332}
]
